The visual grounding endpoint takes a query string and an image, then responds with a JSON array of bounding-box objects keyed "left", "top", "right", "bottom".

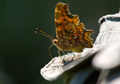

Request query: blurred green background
[{"left": 0, "top": 0, "right": 120, "bottom": 84}]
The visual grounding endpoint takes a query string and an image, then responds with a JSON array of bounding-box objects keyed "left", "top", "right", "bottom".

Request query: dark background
[{"left": 0, "top": 0, "right": 120, "bottom": 84}]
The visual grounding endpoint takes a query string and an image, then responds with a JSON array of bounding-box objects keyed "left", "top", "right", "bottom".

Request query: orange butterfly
[{"left": 36, "top": 2, "right": 94, "bottom": 58}]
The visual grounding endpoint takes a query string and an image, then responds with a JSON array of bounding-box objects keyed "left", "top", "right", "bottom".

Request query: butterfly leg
[
  {"left": 73, "top": 52, "right": 75, "bottom": 57},
  {"left": 57, "top": 50, "right": 62, "bottom": 58},
  {"left": 72, "top": 52, "right": 77, "bottom": 59},
  {"left": 48, "top": 44, "right": 54, "bottom": 59},
  {"left": 61, "top": 50, "right": 65, "bottom": 55},
  {"left": 57, "top": 50, "right": 64, "bottom": 62}
]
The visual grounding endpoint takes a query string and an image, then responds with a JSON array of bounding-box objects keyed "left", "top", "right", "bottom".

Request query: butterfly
[{"left": 36, "top": 2, "right": 94, "bottom": 58}]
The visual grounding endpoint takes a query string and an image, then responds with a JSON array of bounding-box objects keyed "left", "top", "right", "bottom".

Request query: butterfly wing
[{"left": 54, "top": 2, "right": 94, "bottom": 52}]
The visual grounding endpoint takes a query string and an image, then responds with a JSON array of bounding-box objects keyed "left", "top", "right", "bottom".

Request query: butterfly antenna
[{"left": 35, "top": 28, "right": 54, "bottom": 39}]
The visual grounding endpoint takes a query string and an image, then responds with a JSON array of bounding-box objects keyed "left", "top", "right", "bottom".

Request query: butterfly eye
[{"left": 52, "top": 39, "right": 58, "bottom": 44}]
